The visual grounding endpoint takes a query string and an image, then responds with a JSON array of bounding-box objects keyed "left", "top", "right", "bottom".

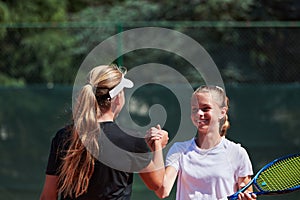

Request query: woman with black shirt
[{"left": 40, "top": 64, "right": 168, "bottom": 200}]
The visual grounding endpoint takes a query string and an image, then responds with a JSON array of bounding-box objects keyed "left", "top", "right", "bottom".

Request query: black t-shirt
[{"left": 45, "top": 122, "right": 151, "bottom": 200}]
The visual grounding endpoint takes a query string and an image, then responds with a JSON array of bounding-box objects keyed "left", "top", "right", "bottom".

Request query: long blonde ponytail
[
  {"left": 220, "top": 97, "right": 230, "bottom": 136},
  {"left": 58, "top": 65, "right": 123, "bottom": 198}
]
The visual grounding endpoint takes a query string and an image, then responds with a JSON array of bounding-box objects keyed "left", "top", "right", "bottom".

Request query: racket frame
[{"left": 228, "top": 153, "right": 300, "bottom": 200}]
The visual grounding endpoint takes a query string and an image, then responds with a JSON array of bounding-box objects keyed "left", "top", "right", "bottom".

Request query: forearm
[
  {"left": 238, "top": 176, "right": 253, "bottom": 192},
  {"left": 154, "top": 166, "right": 177, "bottom": 199},
  {"left": 140, "top": 140, "right": 165, "bottom": 190},
  {"left": 40, "top": 193, "right": 58, "bottom": 200},
  {"left": 154, "top": 176, "right": 171, "bottom": 199},
  {"left": 40, "top": 175, "right": 59, "bottom": 200},
  {"left": 152, "top": 139, "right": 165, "bottom": 174},
  {"left": 237, "top": 176, "right": 257, "bottom": 199}
]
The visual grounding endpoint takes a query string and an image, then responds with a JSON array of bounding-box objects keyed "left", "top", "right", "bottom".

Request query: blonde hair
[
  {"left": 193, "top": 85, "right": 230, "bottom": 136},
  {"left": 58, "top": 64, "right": 124, "bottom": 198}
]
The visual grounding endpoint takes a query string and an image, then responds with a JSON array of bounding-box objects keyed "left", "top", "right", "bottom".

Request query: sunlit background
[{"left": 0, "top": 0, "right": 299, "bottom": 199}]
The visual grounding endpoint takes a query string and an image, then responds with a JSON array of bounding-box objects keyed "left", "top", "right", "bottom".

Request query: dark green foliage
[{"left": 0, "top": 0, "right": 299, "bottom": 86}]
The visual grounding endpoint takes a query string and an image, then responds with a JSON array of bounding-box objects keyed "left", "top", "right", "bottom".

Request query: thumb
[
  {"left": 156, "top": 124, "right": 161, "bottom": 130},
  {"left": 239, "top": 182, "right": 246, "bottom": 189}
]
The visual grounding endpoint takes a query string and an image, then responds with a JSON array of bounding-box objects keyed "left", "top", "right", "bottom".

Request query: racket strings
[{"left": 256, "top": 156, "right": 300, "bottom": 192}]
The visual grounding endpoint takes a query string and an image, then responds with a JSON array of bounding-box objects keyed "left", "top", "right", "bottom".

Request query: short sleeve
[
  {"left": 166, "top": 140, "right": 194, "bottom": 171},
  {"left": 45, "top": 127, "right": 70, "bottom": 175},
  {"left": 237, "top": 147, "right": 253, "bottom": 177},
  {"left": 166, "top": 143, "right": 181, "bottom": 171}
]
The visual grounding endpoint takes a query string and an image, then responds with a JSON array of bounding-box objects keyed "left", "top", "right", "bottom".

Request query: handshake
[{"left": 145, "top": 124, "right": 169, "bottom": 151}]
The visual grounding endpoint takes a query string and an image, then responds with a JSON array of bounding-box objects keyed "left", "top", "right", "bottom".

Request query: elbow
[
  {"left": 155, "top": 186, "right": 170, "bottom": 199},
  {"left": 39, "top": 192, "right": 47, "bottom": 200},
  {"left": 143, "top": 176, "right": 163, "bottom": 191},
  {"left": 151, "top": 185, "right": 160, "bottom": 191},
  {"left": 160, "top": 190, "right": 171, "bottom": 199},
  {"left": 147, "top": 181, "right": 162, "bottom": 191},
  {"left": 39, "top": 190, "right": 58, "bottom": 200},
  {"left": 157, "top": 193, "right": 170, "bottom": 199},
  {"left": 39, "top": 194, "right": 47, "bottom": 200},
  {"left": 40, "top": 194, "right": 56, "bottom": 200}
]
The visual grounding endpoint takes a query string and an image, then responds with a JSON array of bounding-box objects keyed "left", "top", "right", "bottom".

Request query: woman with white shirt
[{"left": 147, "top": 85, "right": 256, "bottom": 200}]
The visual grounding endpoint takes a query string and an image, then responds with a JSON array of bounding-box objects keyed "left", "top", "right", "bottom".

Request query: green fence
[
  {"left": 0, "top": 21, "right": 299, "bottom": 199},
  {"left": 1, "top": 21, "right": 300, "bottom": 86},
  {"left": 0, "top": 84, "right": 299, "bottom": 199}
]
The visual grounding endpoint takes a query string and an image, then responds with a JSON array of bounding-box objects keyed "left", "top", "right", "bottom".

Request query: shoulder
[
  {"left": 51, "top": 125, "right": 73, "bottom": 148},
  {"left": 223, "top": 137, "right": 251, "bottom": 161},
  {"left": 55, "top": 125, "right": 72, "bottom": 137},
  {"left": 101, "top": 122, "right": 141, "bottom": 137},
  {"left": 165, "top": 139, "right": 194, "bottom": 170},
  {"left": 167, "top": 138, "right": 194, "bottom": 156},
  {"left": 45, "top": 125, "right": 73, "bottom": 175},
  {"left": 223, "top": 138, "right": 253, "bottom": 176},
  {"left": 223, "top": 137, "right": 241, "bottom": 148}
]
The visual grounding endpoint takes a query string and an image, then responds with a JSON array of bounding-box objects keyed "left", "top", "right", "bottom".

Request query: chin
[{"left": 197, "top": 126, "right": 208, "bottom": 133}]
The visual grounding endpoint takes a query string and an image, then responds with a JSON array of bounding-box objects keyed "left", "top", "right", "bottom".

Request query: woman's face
[{"left": 191, "top": 92, "right": 223, "bottom": 134}]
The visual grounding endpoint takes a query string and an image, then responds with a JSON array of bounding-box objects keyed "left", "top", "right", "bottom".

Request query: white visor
[{"left": 109, "top": 76, "right": 134, "bottom": 98}]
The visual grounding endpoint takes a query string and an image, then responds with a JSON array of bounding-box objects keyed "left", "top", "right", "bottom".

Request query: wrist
[{"left": 153, "top": 140, "right": 163, "bottom": 150}]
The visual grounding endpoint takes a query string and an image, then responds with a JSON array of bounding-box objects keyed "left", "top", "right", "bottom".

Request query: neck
[
  {"left": 195, "top": 131, "right": 222, "bottom": 149},
  {"left": 97, "top": 111, "right": 115, "bottom": 122}
]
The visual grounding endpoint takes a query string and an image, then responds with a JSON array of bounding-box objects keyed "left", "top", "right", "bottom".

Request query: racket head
[{"left": 253, "top": 153, "right": 300, "bottom": 195}]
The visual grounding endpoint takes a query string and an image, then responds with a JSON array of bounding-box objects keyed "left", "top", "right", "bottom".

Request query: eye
[
  {"left": 202, "top": 107, "right": 210, "bottom": 112},
  {"left": 192, "top": 108, "right": 198, "bottom": 113}
]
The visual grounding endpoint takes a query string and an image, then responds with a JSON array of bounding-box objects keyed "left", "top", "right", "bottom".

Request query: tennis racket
[{"left": 228, "top": 153, "right": 300, "bottom": 200}]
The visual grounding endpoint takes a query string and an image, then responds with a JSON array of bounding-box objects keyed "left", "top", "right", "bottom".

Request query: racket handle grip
[
  {"left": 227, "top": 193, "right": 239, "bottom": 200},
  {"left": 228, "top": 192, "right": 256, "bottom": 200}
]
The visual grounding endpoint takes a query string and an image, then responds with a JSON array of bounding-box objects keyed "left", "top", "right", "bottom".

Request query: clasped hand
[{"left": 145, "top": 124, "right": 169, "bottom": 151}]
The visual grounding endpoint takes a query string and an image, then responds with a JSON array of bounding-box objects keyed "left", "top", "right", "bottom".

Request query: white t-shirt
[{"left": 166, "top": 137, "right": 253, "bottom": 200}]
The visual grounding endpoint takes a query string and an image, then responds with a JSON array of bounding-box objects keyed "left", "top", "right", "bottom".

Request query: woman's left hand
[
  {"left": 145, "top": 124, "right": 169, "bottom": 151},
  {"left": 237, "top": 182, "right": 257, "bottom": 200},
  {"left": 238, "top": 192, "right": 257, "bottom": 200}
]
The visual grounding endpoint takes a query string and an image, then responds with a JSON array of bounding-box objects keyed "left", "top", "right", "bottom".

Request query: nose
[{"left": 197, "top": 109, "right": 204, "bottom": 116}]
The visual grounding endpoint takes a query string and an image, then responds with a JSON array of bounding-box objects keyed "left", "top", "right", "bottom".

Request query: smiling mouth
[{"left": 197, "top": 119, "right": 208, "bottom": 125}]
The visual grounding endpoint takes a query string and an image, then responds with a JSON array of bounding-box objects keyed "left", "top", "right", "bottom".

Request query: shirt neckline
[{"left": 192, "top": 137, "right": 225, "bottom": 154}]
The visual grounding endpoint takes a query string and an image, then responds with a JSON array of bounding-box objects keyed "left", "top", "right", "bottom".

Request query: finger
[
  {"left": 244, "top": 192, "right": 251, "bottom": 200},
  {"left": 149, "top": 127, "right": 157, "bottom": 132},
  {"left": 150, "top": 132, "right": 163, "bottom": 137},
  {"left": 148, "top": 135, "right": 163, "bottom": 141},
  {"left": 251, "top": 193, "right": 257, "bottom": 199},
  {"left": 146, "top": 129, "right": 152, "bottom": 136},
  {"left": 145, "top": 137, "right": 151, "bottom": 143},
  {"left": 238, "top": 193, "right": 243, "bottom": 200},
  {"left": 150, "top": 128, "right": 159, "bottom": 135},
  {"left": 156, "top": 124, "right": 161, "bottom": 130},
  {"left": 239, "top": 182, "right": 246, "bottom": 189},
  {"left": 151, "top": 135, "right": 162, "bottom": 140}
]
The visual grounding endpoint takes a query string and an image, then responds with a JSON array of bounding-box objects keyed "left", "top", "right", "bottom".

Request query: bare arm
[
  {"left": 237, "top": 176, "right": 257, "bottom": 200},
  {"left": 40, "top": 175, "right": 59, "bottom": 200},
  {"left": 139, "top": 139, "right": 166, "bottom": 191},
  {"left": 139, "top": 125, "right": 168, "bottom": 191},
  {"left": 141, "top": 125, "right": 177, "bottom": 198},
  {"left": 154, "top": 165, "right": 178, "bottom": 199}
]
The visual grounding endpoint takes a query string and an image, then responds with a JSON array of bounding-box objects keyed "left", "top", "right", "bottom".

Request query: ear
[
  {"left": 219, "top": 106, "right": 228, "bottom": 119},
  {"left": 111, "top": 92, "right": 121, "bottom": 105}
]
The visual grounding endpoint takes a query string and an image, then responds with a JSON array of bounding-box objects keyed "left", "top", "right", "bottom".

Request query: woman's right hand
[{"left": 145, "top": 124, "right": 169, "bottom": 151}]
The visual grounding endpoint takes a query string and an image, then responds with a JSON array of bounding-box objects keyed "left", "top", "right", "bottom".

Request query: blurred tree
[
  {"left": 0, "top": 0, "right": 299, "bottom": 85},
  {"left": 0, "top": 0, "right": 76, "bottom": 86},
  {"left": 0, "top": 1, "right": 9, "bottom": 38},
  {"left": 67, "top": 0, "right": 256, "bottom": 84},
  {"left": 248, "top": 0, "right": 300, "bottom": 83}
]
